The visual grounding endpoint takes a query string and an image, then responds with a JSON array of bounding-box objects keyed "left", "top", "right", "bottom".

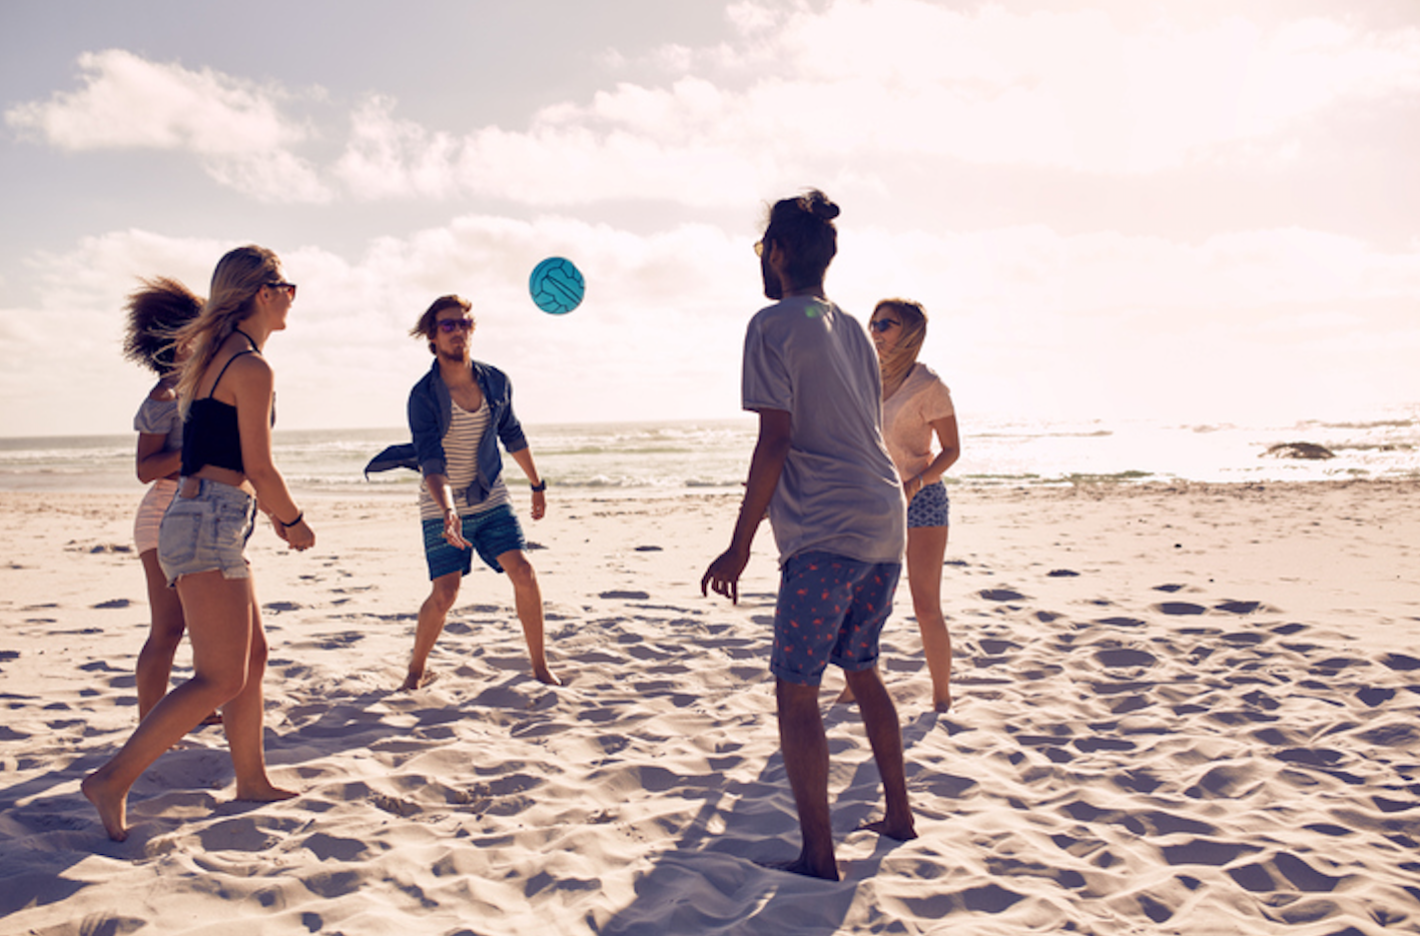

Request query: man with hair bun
[{"left": 703, "top": 189, "right": 917, "bottom": 880}]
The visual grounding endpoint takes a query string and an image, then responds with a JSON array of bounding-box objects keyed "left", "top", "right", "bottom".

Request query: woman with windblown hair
[
  {"left": 86, "top": 245, "right": 315, "bottom": 841},
  {"left": 121, "top": 277, "right": 218, "bottom": 723},
  {"left": 843, "top": 298, "right": 960, "bottom": 712}
]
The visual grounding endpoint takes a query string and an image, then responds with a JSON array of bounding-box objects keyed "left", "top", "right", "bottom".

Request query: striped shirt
[{"left": 418, "top": 399, "right": 511, "bottom": 520}]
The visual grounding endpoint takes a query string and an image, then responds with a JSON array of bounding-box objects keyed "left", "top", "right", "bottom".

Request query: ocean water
[{"left": 1, "top": 407, "right": 1417, "bottom": 495}]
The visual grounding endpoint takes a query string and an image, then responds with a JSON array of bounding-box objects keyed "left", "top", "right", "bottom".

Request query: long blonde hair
[
  {"left": 875, "top": 298, "right": 927, "bottom": 399},
  {"left": 173, "top": 245, "right": 282, "bottom": 412}
]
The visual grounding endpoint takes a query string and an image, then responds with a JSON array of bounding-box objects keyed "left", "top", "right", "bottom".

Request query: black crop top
[
  {"left": 181, "top": 396, "right": 245, "bottom": 474},
  {"left": 180, "top": 343, "right": 272, "bottom": 475}
]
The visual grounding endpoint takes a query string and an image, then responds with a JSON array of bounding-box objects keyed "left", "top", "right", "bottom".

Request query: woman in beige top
[{"left": 857, "top": 298, "right": 960, "bottom": 711}]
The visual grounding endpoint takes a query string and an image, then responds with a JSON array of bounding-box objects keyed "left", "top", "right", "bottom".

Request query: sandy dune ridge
[{"left": 2, "top": 481, "right": 1419, "bottom": 935}]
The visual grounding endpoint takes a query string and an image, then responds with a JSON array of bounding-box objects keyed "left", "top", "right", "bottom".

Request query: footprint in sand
[
  {"left": 1215, "top": 599, "right": 1272, "bottom": 616},
  {"left": 1226, "top": 851, "right": 1346, "bottom": 894},
  {"left": 1097, "top": 616, "right": 1148, "bottom": 629},
  {"left": 1382, "top": 652, "right": 1420, "bottom": 672},
  {"left": 1095, "top": 648, "right": 1156, "bottom": 668}
]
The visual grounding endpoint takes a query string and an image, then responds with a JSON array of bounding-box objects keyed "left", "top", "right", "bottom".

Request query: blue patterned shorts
[
  {"left": 423, "top": 504, "right": 526, "bottom": 579},
  {"left": 907, "top": 480, "right": 950, "bottom": 529},
  {"left": 770, "top": 551, "right": 901, "bottom": 686}
]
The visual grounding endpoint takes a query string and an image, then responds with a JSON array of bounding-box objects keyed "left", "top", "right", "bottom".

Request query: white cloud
[
  {"left": 13, "top": 6, "right": 1418, "bottom": 209},
  {"left": 334, "top": 96, "right": 461, "bottom": 199},
  {"left": 5, "top": 49, "right": 332, "bottom": 203},
  {"left": 323, "top": 1, "right": 1420, "bottom": 208},
  {"left": 333, "top": 92, "right": 761, "bottom": 206}
]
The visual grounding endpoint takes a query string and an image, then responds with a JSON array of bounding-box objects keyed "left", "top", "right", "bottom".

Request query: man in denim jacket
[{"left": 367, "top": 295, "right": 560, "bottom": 690}]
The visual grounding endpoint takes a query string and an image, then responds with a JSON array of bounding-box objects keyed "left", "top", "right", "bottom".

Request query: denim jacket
[{"left": 364, "top": 358, "right": 529, "bottom": 507}]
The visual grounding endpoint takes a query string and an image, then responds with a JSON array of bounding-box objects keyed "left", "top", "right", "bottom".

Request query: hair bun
[{"left": 810, "top": 197, "right": 840, "bottom": 220}]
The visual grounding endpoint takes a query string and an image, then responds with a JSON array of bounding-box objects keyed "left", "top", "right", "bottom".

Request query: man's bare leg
[
  {"left": 499, "top": 550, "right": 561, "bottom": 686},
  {"left": 402, "top": 572, "right": 460, "bottom": 690},
  {"left": 772, "top": 678, "right": 839, "bottom": 880},
  {"left": 843, "top": 665, "right": 916, "bottom": 841}
]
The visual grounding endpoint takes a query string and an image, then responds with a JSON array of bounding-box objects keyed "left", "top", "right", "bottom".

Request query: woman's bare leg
[
  {"left": 83, "top": 571, "right": 272, "bottom": 840},
  {"left": 215, "top": 584, "right": 293, "bottom": 801},
  {"left": 906, "top": 525, "right": 952, "bottom": 711},
  {"left": 135, "top": 550, "right": 186, "bottom": 720}
]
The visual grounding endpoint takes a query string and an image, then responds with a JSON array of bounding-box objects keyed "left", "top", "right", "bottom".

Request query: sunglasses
[
  {"left": 869, "top": 319, "right": 901, "bottom": 333},
  {"left": 265, "top": 281, "right": 297, "bottom": 298},
  {"left": 436, "top": 318, "right": 475, "bottom": 333}
]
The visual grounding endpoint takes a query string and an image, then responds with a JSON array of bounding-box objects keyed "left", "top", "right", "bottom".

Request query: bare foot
[
  {"left": 933, "top": 694, "right": 952, "bottom": 713},
  {"left": 858, "top": 816, "right": 918, "bottom": 841},
  {"left": 755, "top": 856, "right": 840, "bottom": 881},
  {"left": 533, "top": 665, "right": 563, "bottom": 687},
  {"left": 399, "top": 669, "right": 436, "bottom": 691},
  {"left": 81, "top": 772, "right": 129, "bottom": 842},
  {"left": 835, "top": 686, "right": 855, "bottom": 705},
  {"left": 199, "top": 711, "right": 223, "bottom": 727},
  {"left": 233, "top": 780, "right": 299, "bottom": 803}
]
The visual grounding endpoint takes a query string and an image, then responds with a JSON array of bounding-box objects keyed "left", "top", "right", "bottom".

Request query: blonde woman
[
  {"left": 121, "top": 278, "right": 205, "bottom": 721},
  {"left": 85, "top": 245, "right": 314, "bottom": 841},
  {"left": 847, "top": 298, "right": 959, "bottom": 711}
]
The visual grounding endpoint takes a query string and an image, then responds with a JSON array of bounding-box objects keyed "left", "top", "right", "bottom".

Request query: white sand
[{"left": 2, "top": 481, "right": 1419, "bottom": 935}]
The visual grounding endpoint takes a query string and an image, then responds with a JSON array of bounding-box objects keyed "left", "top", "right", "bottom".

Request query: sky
[{"left": 2, "top": 0, "right": 1419, "bottom": 437}]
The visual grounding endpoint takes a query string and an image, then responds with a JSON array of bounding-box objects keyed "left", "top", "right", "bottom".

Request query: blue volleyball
[{"left": 529, "top": 257, "right": 585, "bottom": 315}]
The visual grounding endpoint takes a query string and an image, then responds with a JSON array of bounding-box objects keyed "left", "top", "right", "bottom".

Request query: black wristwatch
[{"left": 530, "top": 479, "right": 547, "bottom": 492}]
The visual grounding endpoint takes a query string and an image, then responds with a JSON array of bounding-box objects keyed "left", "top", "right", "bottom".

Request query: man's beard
[
  {"left": 761, "top": 251, "right": 783, "bottom": 300},
  {"left": 437, "top": 344, "right": 471, "bottom": 365}
]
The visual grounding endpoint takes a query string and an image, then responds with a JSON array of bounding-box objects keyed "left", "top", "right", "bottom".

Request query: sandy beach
[{"left": 2, "top": 480, "right": 1419, "bottom": 935}]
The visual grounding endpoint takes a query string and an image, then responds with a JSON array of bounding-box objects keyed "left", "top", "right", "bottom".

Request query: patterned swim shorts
[{"left": 770, "top": 550, "right": 901, "bottom": 686}]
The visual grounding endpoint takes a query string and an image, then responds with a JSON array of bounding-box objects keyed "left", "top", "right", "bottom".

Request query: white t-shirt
[
  {"left": 741, "top": 294, "right": 905, "bottom": 566},
  {"left": 882, "top": 362, "right": 955, "bottom": 479}
]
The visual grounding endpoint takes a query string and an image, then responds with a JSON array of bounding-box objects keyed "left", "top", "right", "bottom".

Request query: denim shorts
[
  {"left": 423, "top": 503, "right": 526, "bottom": 579},
  {"left": 907, "top": 480, "right": 950, "bottom": 529},
  {"left": 770, "top": 551, "right": 901, "bottom": 686},
  {"left": 158, "top": 478, "right": 256, "bottom": 586}
]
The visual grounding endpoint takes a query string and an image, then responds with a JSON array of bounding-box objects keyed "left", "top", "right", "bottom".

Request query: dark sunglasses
[
  {"left": 265, "top": 281, "right": 297, "bottom": 298},
  {"left": 869, "top": 319, "right": 901, "bottom": 333},
  {"left": 436, "top": 318, "right": 475, "bottom": 333}
]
